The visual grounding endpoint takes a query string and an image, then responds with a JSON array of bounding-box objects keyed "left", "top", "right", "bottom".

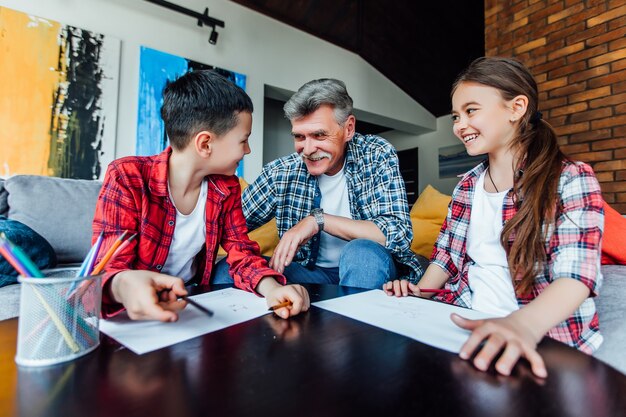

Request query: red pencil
[{"left": 416, "top": 288, "right": 451, "bottom": 294}]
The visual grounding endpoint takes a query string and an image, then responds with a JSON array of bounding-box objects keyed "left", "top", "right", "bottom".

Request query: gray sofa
[
  {"left": 0, "top": 175, "right": 102, "bottom": 321},
  {"left": 0, "top": 175, "right": 624, "bottom": 374}
]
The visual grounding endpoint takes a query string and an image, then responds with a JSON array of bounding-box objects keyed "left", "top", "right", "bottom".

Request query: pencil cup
[{"left": 15, "top": 268, "right": 102, "bottom": 367}]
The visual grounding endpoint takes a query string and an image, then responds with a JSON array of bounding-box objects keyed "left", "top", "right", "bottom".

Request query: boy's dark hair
[{"left": 161, "top": 70, "right": 253, "bottom": 150}]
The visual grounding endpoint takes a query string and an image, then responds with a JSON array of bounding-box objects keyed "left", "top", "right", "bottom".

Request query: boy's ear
[
  {"left": 194, "top": 131, "right": 213, "bottom": 157},
  {"left": 509, "top": 95, "right": 529, "bottom": 122}
]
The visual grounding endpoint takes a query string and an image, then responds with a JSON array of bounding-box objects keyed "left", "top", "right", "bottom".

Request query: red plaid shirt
[
  {"left": 432, "top": 160, "right": 604, "bottom": 353},
  {"left": 93, "top": 147, "right": 285, "bottom": 318}
]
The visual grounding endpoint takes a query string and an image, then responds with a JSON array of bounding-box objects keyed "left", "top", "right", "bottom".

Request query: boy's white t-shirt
[
  {"left": 161, "top": 179, "right": 208, "bottom": 283},
  {"left": 316, "top": 164, "right": 352, "bottom": 268},
  {"left": 466, "top": 171, "right": 519, "bottom": 317}
]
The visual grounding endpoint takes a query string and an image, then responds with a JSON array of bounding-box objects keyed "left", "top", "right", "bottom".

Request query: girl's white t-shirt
[
  {"left": 316, "top": 165, "right": 352, "bottom": 268},
  {"left": 466, "top": 171, "right": 519, "bottom": 317},
  {"left": 162, "top": 179, "right": 208, "bottom": 283}
]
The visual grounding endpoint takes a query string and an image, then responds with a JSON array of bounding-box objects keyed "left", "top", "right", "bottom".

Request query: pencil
[
  {"left": 85, "top": 231, "right": 105, "bottom": 276},
  {"left": 109, "top": 233, "right": 137, "bottom": 263},
  {"left": 182, "top": 296, "right": 214, "bottom": 317},
  {"left": 92, "top": 230, "right": 129, "bottom": 275},
  {"left": 268, "top": 300, "right": 292, "bottom": 311},
  {"left": 418, "top": 288, "right": 451, "bottom": 294}
]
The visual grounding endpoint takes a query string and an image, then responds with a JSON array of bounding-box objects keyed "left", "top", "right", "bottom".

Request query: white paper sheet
[
  {"left": 99, "top": 288, "right": 270, "bottom": 354},
  {"left": 313, "top": 290, "right": 494, "bottom": 353}
]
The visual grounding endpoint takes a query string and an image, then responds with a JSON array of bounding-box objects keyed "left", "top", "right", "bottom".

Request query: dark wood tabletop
[{"left": 1, "top": 284, "right": 625, "bottom": 417}]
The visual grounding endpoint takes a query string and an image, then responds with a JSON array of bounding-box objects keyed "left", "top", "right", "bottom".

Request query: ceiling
[{"left": 231, "top": 0, "right": 485, "bottom": 117}]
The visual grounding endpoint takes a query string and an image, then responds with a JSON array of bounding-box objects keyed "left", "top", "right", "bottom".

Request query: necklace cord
[{"left": 487, "top": 167, "right": 499, "bottom": 193}]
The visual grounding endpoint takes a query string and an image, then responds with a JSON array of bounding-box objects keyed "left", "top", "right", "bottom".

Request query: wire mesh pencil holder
[{"left": 15, "top": 268, "right": 102, "bottom": 367}]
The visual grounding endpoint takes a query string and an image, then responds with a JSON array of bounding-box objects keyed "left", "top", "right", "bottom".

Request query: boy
[{"left": 92, "top": 70, "right": 309, "bottom": 322}]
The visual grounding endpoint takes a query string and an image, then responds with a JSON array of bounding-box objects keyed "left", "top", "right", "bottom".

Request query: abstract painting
[
  {"left": 0, "top": 6, "right": 120, "bottom": 179},
  {"left": 136, "top": 46, "right": 247, "bottom": 177},
  {"left": 438, "top": 144, "right": 484, "bottom": 179}
]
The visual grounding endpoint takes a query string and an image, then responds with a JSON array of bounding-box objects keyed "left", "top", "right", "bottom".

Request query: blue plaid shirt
[{"left": 242, "top": 133, "right": 424, "bottom": 282}]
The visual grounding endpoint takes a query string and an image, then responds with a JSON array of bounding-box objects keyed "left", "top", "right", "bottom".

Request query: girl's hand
[
  {"left": 382, "top": 280, "right": 422, "bottom": 297},
  {"left": 265, "top": 284, "right": 310, "bottom": 319},
  {"left": 451, "top": 313, "right": 547, "bottom": 378}
]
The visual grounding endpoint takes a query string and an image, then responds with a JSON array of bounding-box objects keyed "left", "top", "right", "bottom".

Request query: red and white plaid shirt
[
  {"left": 432, "top": 160, "right": 604, "bottom": 353},
  {"left": 92, "top": 147, "right": 285, "bottom": 318}
]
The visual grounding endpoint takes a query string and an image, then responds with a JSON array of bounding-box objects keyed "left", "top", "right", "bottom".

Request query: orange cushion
[
  {"left": 601, "top": 201, "right": 626, "bottom": 265},
  {"left": 409, "top": 185, "right": 451, "bottom": 258}
]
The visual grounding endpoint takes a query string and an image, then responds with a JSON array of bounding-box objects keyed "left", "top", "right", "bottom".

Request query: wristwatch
[{"left": 310, "top": 207, "right": 324, "bottom": 232}]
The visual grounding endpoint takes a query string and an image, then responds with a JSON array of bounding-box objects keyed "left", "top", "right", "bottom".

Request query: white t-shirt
[
  {"left": 316, "top": 164, "right": 352, "bottom": 268},
  {"left": 466, "top": 171, "right": 519, "bottom": 317},
  {"left": 162, "top": 179, "right": 208, "bottom": 283}
]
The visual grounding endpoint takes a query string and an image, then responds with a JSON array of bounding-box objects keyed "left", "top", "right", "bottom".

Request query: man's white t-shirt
[
  {"left": 466, "top": 171, "right": 519, "bottom": 317},
  {"left": 162, "top": 179, "right": 208, "bottom": 282},
  {"left": 316, "top": 165, "right": 352, "bottom": 268}
]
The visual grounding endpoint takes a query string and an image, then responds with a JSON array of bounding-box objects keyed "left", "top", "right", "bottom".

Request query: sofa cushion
[
  {"left": 601, "top": 201, "right": 626, "bottom": 265},
  {"left": 409, "top": 185, "right": 451, "bottom": 258},
  {"left": 595, "top": 265, "right": 626, "bottom": 374},
  {"left": 5, "top": 175, "right": 102, "bottom": 263},
  {"left": 0, "top": 216, "right": 57, "bottom": 287}
]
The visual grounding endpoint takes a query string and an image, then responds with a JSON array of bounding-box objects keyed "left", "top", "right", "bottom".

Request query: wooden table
[{"left": 1, "top": 284, "right": 625, "bottom": 417}]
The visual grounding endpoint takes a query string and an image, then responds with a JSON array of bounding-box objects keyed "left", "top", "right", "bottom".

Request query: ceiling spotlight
[
  {"left": 144, "top": 1, "right": 225, "bottom": 46},
  {"left": 209, "top": 28, "right": 219, "bottom": 45}
]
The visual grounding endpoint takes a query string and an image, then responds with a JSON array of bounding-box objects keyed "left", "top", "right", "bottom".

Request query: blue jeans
[{"left": 212, "top": 239, "right": 398, "bottom": 290}]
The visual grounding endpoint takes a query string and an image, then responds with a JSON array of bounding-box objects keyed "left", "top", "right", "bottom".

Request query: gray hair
[{"left": 283, "top": 78, "right": 354, "bottom": 125}]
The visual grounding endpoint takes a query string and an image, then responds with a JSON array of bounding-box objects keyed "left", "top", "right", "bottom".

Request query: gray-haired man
[{"left": 213, "top": 78, "right": 424, "bottom": 289}]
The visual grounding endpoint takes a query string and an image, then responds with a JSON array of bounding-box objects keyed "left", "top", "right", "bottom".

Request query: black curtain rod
[{"left": 144, "top": 0, "right": 225, "bottom": 28}]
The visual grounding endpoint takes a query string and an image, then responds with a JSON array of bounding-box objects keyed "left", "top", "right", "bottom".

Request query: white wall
[
  {"left": 384, "top": 116, "right": 464, "bottom": 195},
  {"left": 1, "top": 0, "right": 436, "bottom": 181}
]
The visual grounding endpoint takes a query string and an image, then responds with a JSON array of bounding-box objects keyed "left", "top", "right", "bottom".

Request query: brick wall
[{"left": 485, "top": 0, "right": 626, "bottom": 213}]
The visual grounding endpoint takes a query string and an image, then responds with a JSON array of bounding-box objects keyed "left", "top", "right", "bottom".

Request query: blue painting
[
  {"left": 438, "top": 144, "right": 484, "bottom": 179},
  {"left": 136, "top": 46, "right": 247, "bottom": 176}
]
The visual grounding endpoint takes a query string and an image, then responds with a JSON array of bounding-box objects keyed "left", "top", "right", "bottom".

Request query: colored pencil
[
  {"left": 0, "top": 235, "right": 81, "bottom": 352},
  {"left": 268, "top": 300, "right": 293, "bottom": 311},
  {"left": 91, "top": 230, "right": 129, "bottom": 275},
  {"left": 418, "top": 288, "right": 451, "bottom": 294},
  {"left": 109, "top": 233, "right": 137, "bottom": 263},
  {"left": 85, "top": 231, "right": 104, "bottom": 276}
]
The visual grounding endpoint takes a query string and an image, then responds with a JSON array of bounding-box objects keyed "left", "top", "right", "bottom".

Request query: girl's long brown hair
[{"left": 452, "top": 57, "right": 566, "bottom": 295}]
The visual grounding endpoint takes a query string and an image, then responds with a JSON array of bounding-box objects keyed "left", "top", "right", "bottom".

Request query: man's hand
[
  {"left": 111, "top": 270, "right": 188, "bottom": 322},
  {"left": 269, "top": 216, "right": 318, "bottom": 273}
]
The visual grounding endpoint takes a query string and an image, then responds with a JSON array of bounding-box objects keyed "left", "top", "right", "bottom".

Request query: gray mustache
[{"left": 300, "top": 151, "right": 332, "bottom": 160}]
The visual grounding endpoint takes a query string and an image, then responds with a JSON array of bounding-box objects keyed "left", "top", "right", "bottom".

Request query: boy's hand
[
  {"left": 451, "top": 313, "right": 547, "bottom": 378},
  {"left": 111, "top": 270, "right": 188, "bottom": 322},
  {"left": 257, "top": 277, "right": 310, "bottom": 319},
  {"left": 383, "top": 280, "right": 422, "bottom": 297}
]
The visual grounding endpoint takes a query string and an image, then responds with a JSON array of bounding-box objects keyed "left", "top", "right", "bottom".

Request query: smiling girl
[{"left": 384, "top": 57, "right": 604, "bottom": 378}]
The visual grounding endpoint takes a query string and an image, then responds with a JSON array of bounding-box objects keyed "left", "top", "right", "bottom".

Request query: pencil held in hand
[
  {"left": 268, "top": 300, "right": 293, "bottom": 311},
  {"left": 418, "top": 288, "right": 452, "bottom": 294},
  {"left": 182, "top": 296, "right": 214, "bottom": 317}
]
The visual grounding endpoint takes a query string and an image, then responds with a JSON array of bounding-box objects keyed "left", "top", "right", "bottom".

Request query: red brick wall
[{"left": 485, "top": 0, "right": 626, "bottom": 213}]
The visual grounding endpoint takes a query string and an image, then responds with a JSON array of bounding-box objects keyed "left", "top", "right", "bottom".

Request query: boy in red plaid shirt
[{"left": 93, "top": 70, "right": 309, "bottom": 322}]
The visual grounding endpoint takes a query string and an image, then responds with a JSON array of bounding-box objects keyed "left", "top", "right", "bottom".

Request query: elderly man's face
[{"left": 291, "top": 104, "right": 355, "bottom": 176}]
